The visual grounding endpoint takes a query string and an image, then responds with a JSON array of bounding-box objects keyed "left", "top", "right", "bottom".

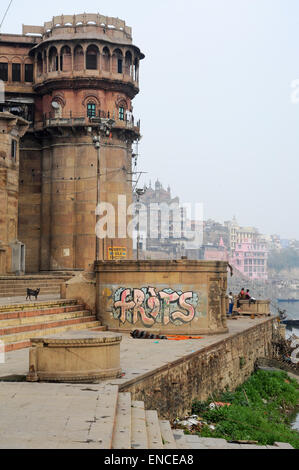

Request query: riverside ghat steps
[
  {"left": 0, "top": 382, "right": 293, "bottom": 449},
  {"left": 0, "top": 320, "right": 295, "bottom": 449},
  {"left": 0, "top": 273, "right": 74, "bottom": 298},
  {"left": 0, "top": 299, "right": 105, "bottom": 352}
]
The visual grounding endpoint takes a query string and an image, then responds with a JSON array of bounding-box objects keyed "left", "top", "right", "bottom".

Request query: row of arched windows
[{"left": 36, "top": 45, "right": 139, "bottom": 80}]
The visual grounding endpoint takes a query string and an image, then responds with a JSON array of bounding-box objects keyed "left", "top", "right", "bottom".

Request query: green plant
[{"left": 192, "top": 370, "right": 299, "bottom": 448}]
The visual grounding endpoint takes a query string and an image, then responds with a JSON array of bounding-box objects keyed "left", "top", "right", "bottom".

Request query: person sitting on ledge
[
  {"left": 245, "top": 289, "right": 256, "bottom": 305},
  {"left": 236, "top": 288, "right": 246, "bottom": 310}
]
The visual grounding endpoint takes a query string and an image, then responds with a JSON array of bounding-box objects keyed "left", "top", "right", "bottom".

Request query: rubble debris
[
  {"left": 272, "top": 332, "right": 299, "bottom": 371},
  {"left": 209, "top": 402, "right": 231, "bottom": 409}
]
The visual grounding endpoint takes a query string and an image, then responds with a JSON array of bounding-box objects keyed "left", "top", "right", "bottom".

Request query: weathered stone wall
[
  {"left": 18, "top": 134, "right": 42, "bottom": 273},
  {"left": 0, "top": 113, "right": 28, "bottom": 274},
  {"left": 95, "top": 260, "right": 228, "bottom": 336},
  {"left": 119, "top": 317, "right": 275, "bottom": 419}
]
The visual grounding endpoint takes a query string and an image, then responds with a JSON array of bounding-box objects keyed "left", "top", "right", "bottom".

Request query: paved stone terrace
[
  {"left": 0, "top": 316, "right": 293, "bottom": 449},
  {"left": 0, "top": 317, "right": 270, "bottom": 382}
]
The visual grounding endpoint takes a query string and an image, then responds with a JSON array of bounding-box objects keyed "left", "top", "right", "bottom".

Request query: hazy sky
[{"left": 2, "top": 0, "right": 299, "bottom": 239}]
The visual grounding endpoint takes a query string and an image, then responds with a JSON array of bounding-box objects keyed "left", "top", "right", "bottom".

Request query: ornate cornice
[{"left": 33, "top": 77, "right": 139, "bottom": 99}]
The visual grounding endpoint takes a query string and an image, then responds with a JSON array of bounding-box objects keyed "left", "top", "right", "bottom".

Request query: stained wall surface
[
  {"left": 0, "top": 113, "right": 28, "bottom": 273},
  {"left": 96, "top": 260, "right": 229, "bottom": 335}
]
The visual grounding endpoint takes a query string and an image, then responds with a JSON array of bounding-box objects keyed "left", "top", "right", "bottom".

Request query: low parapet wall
[
  {"left": 95, "top": 260, "right": 228, "bottom": 336},
  {"left": 239, "top": 300, "right": 271, "bottom": 315},
  {"left": 119, "top": 317, "right": 275, "bottom": 419}
]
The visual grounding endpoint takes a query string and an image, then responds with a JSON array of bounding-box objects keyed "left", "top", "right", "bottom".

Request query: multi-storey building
[
  {"left": 230, "top": 239, "right": 268, "bottom": 280},
  {"left": 225, "top": 217, "right": 260, "bottom": 251},
  {"left": 135, "top": 180, "right": 187, "bottom": 258},
  {"left": 0, "top": 13, "right": 144, "bottom": 273}
]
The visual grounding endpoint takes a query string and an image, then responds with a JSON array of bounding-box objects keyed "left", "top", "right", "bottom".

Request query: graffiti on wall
[{"left": 112, "top": 287, "right": 199, "bottom": 327}]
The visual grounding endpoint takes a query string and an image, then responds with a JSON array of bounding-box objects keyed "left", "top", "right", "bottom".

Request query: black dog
[{"left": 26, "top": 288, "right": 40, "bottom": 301}]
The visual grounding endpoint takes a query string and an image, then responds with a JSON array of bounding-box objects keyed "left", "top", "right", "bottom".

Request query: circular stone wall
[{"left": 26, "top": 331, "right": 122, "bottom": 383}]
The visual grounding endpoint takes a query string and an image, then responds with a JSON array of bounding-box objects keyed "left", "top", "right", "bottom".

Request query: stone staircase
[
  {"left": 109, "top": 392, "right": 293, "bottom": 450},
  {"left": 0, "top": 274, "right": 74, "bottom": 298},
  {"left": 0, "top": 299, "right": 105, "bottom": 352},
  {"left": 110, "top": 392, "right": 177, "bottom": 449}
]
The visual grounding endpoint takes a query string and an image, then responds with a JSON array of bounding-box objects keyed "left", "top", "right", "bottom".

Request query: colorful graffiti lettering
[{"left": 113, "top": 287, "right": 199, "bottom": 327}]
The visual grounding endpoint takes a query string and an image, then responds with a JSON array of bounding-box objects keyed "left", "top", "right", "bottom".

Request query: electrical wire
[{"left": 0, "top": 0, "right": 13, "bottom": 32}]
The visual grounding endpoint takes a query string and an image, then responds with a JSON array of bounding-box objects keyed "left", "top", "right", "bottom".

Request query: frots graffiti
[{"left": 112, "top": 287, "right": 199, "bottom": 327}]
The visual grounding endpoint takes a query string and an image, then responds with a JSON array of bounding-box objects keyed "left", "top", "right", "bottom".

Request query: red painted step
[
  {"left": 0, "top": 305, "right": 85, "bottom": 322},
  {"left": 0, "top": 315, "right": 97, "bottom": 337}
]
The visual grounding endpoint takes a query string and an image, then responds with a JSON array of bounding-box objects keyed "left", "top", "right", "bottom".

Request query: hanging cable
[{"left": 0, "top": 0, "right": 13, "bottom": 32}]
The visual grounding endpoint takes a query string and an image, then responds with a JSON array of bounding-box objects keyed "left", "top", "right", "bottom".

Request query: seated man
[
  {"left": 245, "top": 289, "right": 256, "bottom": 305},
  {"left": 236, "top": 288, "right": 246, "bottom": 309}
]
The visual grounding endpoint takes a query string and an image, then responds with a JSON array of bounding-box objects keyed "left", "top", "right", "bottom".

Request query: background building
[{"left": 133, "top": 180, "right": 202, "bottom": 259}]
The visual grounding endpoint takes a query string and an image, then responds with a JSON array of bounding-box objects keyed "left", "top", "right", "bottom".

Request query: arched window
[
  {"left": 116, "top": 99, "right": 127, "bottom": 121},
  {"left": 87, "top": 101, "right": 96, "bottom": 118},
  {"left": 74, "top": 45, "right": 84, "bottom": 71},
  {"left": 60, "top": 46, "right": 72, "bottom": 72},
  {"left": 134, "top": 58, "right": 139, "bottom": 82},
  {"left": 112, "top": 49, "right": 123, "bottom": 74},
  {"left": 0, "top": 59, "right": 8, "bottom": 82},
  {"left": 43, "top": 50, "right": 47, "bottom": 73},
  {"left": 12, "top": 60, "right": 21, "bottom": 82},
  {"left": 102, "top": 47, "right": 110, "bottom": 72},
  {"left": 86, "top": 45, "right": 99, "bottom": 70},
  {"left": 49, "top": 47, "right": 58, "bottom": 72},
  {"left": 125, "top": 51, "right": 132, "bottom": 77},
  {"left": 119, "top": 106, "right": 125, "bottom": 121},
  {"left": 37, "top": 53, "right": 43, "bottom": 77}
]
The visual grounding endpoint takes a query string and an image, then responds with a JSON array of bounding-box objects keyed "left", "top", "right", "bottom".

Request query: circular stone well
[{"left": 26, "top": 331, "right": 122, "bottom": 383}]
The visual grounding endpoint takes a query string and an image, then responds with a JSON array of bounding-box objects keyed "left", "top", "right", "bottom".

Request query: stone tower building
[{"left": 0, "top": 13, "right": 144, "bottom": 273}]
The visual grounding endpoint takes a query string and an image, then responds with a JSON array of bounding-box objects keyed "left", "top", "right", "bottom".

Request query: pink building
[{"left": 230, "top": 239, "right": 268, "bottom": 280}]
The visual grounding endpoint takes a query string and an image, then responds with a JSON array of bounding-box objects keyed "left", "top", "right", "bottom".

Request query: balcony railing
[{"left": 34, "top": 110, "right": 141, "bottom": 132}]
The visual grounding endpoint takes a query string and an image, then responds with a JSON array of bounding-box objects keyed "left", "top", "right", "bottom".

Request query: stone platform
[{"left": 0, "top": 315, "right": 287, "bottom": 449}]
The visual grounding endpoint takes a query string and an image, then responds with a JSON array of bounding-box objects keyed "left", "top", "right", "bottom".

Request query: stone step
[
  {"left": 0, "top": 280, "right": 65, "bottom": 285},
  {"left": 131, "top": 401, "right": 148, "bottom": 450},
  {"left": 1, "top": 317, "right": 100, "bottom": 345},
  {"left": 0, "top": 310, "right": 90, "bottom": 329},
  {"left": 0, "top": 277, "right": 66, "bottom": 286},
  {"left": 0, "top": 274, "right": 73, "bottom": 279},
  {"left": 0, "top": 304, "right": 86, "bottom": 324},
  {"left": 0, "top": 292, "right": 61, "bottom": 299},
  {"left": 0, "top": 288, "right": 61, "bottom": 298},
  {"left": 5, "top": 324, "right": 107, "bottom": 353},
  {"left": 4, "top": 339, "right": 32, "bottom": 352},
  {"left": 0, "top": 299, "right": 78, "bottom": 314},
  {"left": 0, "top": 287, "right": 61, "bottom": 293},
  {"left": 112, "top": 392, "right": 132, "bottom": 449},
  {"left": 145, "top": 410, "right": 164, "bottom": 449},
  {"left": 173, "top": 432, "right": 294, "bottom": 449},
  {"left": 159, "top": 420, "right": 177, "bottom": 449},
  {"left": 0, "top": 279, "right": 68, "bottom": 284},
  {"left": 172, "top": 429, "right": 189, "bottom": 449},
  {"left": 0, "top": 280, "right": 63, "bottom": 284},
  {"left": 87, "top": 385, "right": 119, "bottom": 449}
]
